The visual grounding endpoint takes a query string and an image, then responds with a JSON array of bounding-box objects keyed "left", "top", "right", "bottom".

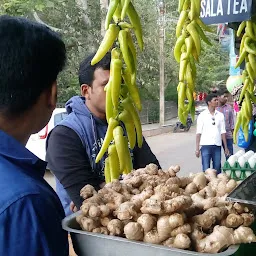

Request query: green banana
[
  {"left": 105, "top": 0, "right": 120, "bottom": 30},
  {"left": 118, "top": 109, "right": 136, "bottom": 149},
  {"left": 91, "top": 24, "right": 120, "bottom": 65},
  {"left": 126, "top": 2, "right": 144, "bottom": 51}
]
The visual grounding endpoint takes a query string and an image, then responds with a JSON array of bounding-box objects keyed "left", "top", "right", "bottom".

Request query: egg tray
[
  {"left": 226, "top": 171, "right": 256, "bottom": 208},
  {"left": 222, "top": 161, "right": 256, "bottom": 181}
]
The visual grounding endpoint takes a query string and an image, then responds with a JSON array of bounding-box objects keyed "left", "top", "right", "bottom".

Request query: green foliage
[{"left": 0, "top": 0, "right": 230, "bottom": 104}]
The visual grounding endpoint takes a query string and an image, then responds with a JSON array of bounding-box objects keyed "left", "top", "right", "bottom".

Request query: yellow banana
[{"left": 91, "top": 24, "right": 120, "bottom": 65}]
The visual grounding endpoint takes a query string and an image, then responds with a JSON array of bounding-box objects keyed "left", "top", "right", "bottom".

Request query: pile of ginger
[{"left": 76, "top": 164, "right": 256, "bottom": 253}]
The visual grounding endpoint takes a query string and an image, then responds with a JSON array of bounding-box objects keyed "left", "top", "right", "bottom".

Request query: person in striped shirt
[{"left": 217, "top": 89, "right": 234, "bottom": 159}]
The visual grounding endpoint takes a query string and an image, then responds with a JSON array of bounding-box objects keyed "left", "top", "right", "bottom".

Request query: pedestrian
[
  {"left": 0, "top": 16, "right": 68, "bottom": 255},
  {"left": 217, "top": 89, "right": 234, "bottom": 159},
  {"left": 195, "top": 93, "right": 229, "bottom": 173},
  {"left": 46, "top": 52, "right": 161, "bottom": 214}
]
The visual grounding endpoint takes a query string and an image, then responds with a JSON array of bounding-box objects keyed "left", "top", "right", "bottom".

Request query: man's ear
[
  {"left": 81, "top": 84, "right": 91, "bottom": 99},
  {"left": 48, "top": 82, "right": 57, "bottom": 110}
]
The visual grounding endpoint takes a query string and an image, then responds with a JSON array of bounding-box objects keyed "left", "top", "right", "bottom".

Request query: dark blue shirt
[{"left": 0, "top": 130, "right": 68, "bottom": 256}]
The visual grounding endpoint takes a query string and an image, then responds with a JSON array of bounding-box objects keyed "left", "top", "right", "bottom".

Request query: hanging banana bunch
[
  {"left": 91, "top": 0, "right": 144, "bottom": 183},
  {"left": 233, "top": 20, "right": 256, "bottom": 144},
  {"left": 174, "top": 0, "right": 212, "bottom": 124}
]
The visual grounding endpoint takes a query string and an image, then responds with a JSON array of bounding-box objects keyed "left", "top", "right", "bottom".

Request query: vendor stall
[{"left": 62, "top": 0, "right": 256, "bottom": 255}]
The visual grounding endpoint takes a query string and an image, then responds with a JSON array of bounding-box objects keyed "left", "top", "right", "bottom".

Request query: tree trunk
[
  {"left": 76, "top": 0, "right": 91, "bottom": 26},
  {"left": 100, "top": 0, "right": 108, "bottom": 37}
]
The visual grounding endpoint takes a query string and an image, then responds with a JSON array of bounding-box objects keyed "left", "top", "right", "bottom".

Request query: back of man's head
[
  {"left": 0, "top": 15, "right": 66, "bottom": 117},
  {"left": 78, "top": 52, "right": 111, "bottom": 86}
]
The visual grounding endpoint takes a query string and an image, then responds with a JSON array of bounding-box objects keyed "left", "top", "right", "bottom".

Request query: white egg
[
  {"left": 227, "top": 155, "right": 237, "bottom": 167},
  {"left": 238, "top": 156, "right": 246, "bottom": 168},
  {"left": 248, "top": 157, "right": 256, "bottom": 168}
]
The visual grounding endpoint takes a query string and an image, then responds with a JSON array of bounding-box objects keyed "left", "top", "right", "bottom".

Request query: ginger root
[
  {"left": 107, "top": 219, "right": 124, "bottom": 236},
  {"left": 124, "top": 222, "right": 144, "bottom": 241},
  {"left": 114, "top": 202, "right": 138, "bottom": 220},
  {"left": 137, "top": 214, "right": 156, "bottom": 233}
]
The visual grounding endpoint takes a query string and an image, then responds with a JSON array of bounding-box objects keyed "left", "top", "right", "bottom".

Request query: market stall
[{"left": 62, "top": 0, "right": 256, "bottom": 255}]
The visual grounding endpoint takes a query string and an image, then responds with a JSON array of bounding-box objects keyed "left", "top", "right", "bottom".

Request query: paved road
[{"left": 44, "top": 125, "right": 240, "bottom": 187}]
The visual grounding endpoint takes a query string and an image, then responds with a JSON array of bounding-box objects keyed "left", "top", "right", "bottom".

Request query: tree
[{"left": 0, "top": 0, "right": 230, "bottom": 104}]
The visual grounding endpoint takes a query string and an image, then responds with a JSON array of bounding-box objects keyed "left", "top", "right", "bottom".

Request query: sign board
[{"left": 200, "top": 0, "right": 254, "bottom": 25}]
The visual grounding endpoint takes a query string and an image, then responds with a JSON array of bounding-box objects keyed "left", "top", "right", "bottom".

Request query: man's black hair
[
  {"left": 217, "top": 88, "right": 229, "bottom": 96},
  {"left": 78, "top": 52, "right": 111, "bottom": 86},
  {"left": 205, "top": 93, "right": 218, "bottom": 106},
  {"left": 0, "top": 15, "right": 66, "bottom": 117}
]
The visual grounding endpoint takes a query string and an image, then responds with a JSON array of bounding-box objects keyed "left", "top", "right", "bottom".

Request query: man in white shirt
[{"left": 195, "top": 93, "right": 229, "bottom": 173}]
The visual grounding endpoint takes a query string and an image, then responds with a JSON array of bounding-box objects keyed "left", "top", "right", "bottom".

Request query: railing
[{"left": 57, "top": 100, "right": 178, "bottom": 125}]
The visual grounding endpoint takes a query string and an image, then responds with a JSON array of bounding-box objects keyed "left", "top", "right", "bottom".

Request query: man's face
[
  {"left": 209, "top": 97, "right": 219, "bottom": 108},
  {"left": 84, "top": 68, "right": 109, "bottom": 117},
  {"left": 218, "top": 93, "right": 228, "bottom": 105}
]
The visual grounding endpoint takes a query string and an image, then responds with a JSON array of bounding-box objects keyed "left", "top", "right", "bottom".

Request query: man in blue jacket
[
  {"left": 0, "top": 16, "right": 68, "bottom": 255},
  {"left": 46, "top": 52, "right": 161, "bottom": 214}
]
